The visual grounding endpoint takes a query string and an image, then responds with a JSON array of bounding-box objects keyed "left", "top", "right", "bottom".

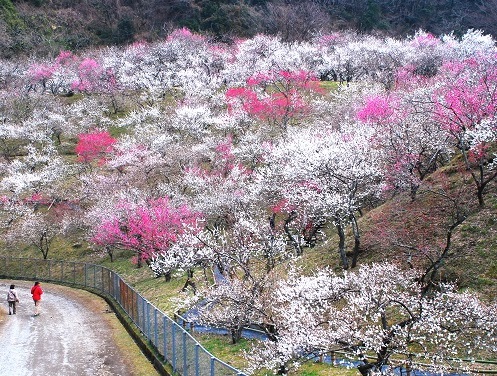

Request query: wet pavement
[{"left": 0, "top": 281, "right": 150, "bottom": 376}]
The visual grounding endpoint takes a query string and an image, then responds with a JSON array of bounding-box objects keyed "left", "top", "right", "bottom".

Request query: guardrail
[{"left": 0, "top": 257, "right": 246, "bottom": 376}]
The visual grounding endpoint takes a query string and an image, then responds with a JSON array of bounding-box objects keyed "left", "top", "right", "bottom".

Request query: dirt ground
[{"left": 0, "top": 280, "right": 159, "bottom": 376}]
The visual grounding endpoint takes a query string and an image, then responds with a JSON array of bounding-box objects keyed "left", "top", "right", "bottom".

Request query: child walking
[{"left": 6, "top": 285, "right": 20, "bottom": 315}]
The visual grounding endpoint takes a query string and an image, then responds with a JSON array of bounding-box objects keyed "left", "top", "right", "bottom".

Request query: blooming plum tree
[
  {"left": 193, "top": 273, "right": 275, "bottom": 344},
  {"left": 183, "top": 136, "right": 289, "bottom": 276},
  {"left": 433, "top": 54, "right": 497, "bottom": 207},
  {"left": 91, "top": 197, "right": 202, "bottom": 276},
  {"left": 226, "top": 69, "right": 324, "bottom": 133},
  {"left": 75, "top": 130, "right": 116, "bottom": 165},
  {"left": 26, "top": 50, "right": 78, "bottom": 95},
  {"left": 357, "top": 86, "right": 451, "bottom": 200},
  {"left": 6, "top": 194, "right": 76, "bottom": 259},
  {"left": 0, "top": 144, "right": 69, "bottom": 196},
  {"left": 266, "top": 121, "right": 384, "bottom": 268},
  {"left": 247, "top": 263, "right": 497, "bottom": 375}
]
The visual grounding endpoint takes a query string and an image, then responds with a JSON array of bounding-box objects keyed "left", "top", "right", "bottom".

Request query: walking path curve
[{"left": 0, "top": 280, "right": 158, "bottom": 376}]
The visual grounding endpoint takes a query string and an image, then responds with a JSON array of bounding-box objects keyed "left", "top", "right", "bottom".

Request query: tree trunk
[
  {"left": 230, "top": 325, "right": 243, "bottom": 344},
  {"left": 405, "top": 360, "right": 413, "bottom": 376},
  {"left": 357, "top": 361, "right": 374, "bottom": 376},
  {"left": 263, "top": 322, "right": 277, "bottom": 342},
  {"left": 181, "top": 269, "right": 196, "bottom": 293},
  {"left": 303, "top": 217, "right": 326, "bottom": 248},
  {"left": 336, "top": 222, "right": 349, "bottom": 270},
  {"left": 421, "top": 212, "right": 466, "bottom": 295},
  {"left": 284, "top": 211, "right": 303, "bottom": 256},
  {"left": 39, "top": 232, "right": 49, "bottom": 260},
  {"left": 350, "top": 215, "right": 361, "bottom": 268},
  {"left": 106, "top": 246, "right": 114, "bottom": 262},
  {"left": 277, "top": 364, "right": 288, "bottom": 375},
  {"left": 477, "top": 181, "right": 485, "bottom": 208}
]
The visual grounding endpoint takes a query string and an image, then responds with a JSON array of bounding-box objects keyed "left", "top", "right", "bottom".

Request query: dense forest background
[{"left": 2, "top": 0, "right": 497, "bottom": 58}]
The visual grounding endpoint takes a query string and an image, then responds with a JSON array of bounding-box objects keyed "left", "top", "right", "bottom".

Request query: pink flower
[
  {"left": 28, "top": 64, "right": 56, "bottom": 82},
  {"left": 357, "top": 95, "right": 396, "bottom": 123},
  {"left": 75, "top": 131, "right": 117, "bottom": 164}
]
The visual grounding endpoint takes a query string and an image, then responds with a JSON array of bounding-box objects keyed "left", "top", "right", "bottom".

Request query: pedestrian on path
[
  {"left": 6, "top": 285, "right": 19, "bottom": 315},
  {"left": 30, "top": 281, "right": 43, "bottom": 316}
]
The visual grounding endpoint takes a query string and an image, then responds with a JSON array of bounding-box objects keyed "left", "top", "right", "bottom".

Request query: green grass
[
  {"left": 192, "top": 333, "right": 360, "bottom": 375},
  {"left": 194, "top": 334, "right": 253, "bottom": 369},
  {"left": 319, "top": 81, "right": 342, "bottom": 92},
  {"left": 0, "top": 0, "right": 24, "bottom": 30},
  {"left": 295, "top": 362, "right": 358, "bottom": 376}
]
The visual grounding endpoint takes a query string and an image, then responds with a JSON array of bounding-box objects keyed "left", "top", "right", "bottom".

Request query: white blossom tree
[
  {"left": 248, "top": 263, "right": 497, "bottom": 376},
  {"left": 265, "top": 120, "right": 384, "bottom": 268}
]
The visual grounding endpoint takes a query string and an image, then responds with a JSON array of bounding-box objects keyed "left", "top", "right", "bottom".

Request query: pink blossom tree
[
  {"left": 91, "top": 197, "right": 202, "bottom": 278},
  {"left": 357, "top": 86, "right": 451, "bottom": 200},
  {"left": 75, "top": 130, "right": 116, "bottom": 165},
  {"left": 226, "top": 69, "right": 324, "bottom": 133},
  {"left": 433, "top": 54, "right": 497, "bottom": 207},
  {"left": 71, "top": 58, "right": 103, "bottom": 93},
  {"left": 26, "top": 50, "right": 80, "bottom": 95}
]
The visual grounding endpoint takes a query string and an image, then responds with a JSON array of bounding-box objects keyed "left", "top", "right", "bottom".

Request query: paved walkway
[{"left": 0, "top": 281, "right": 157, "bottom": 376}]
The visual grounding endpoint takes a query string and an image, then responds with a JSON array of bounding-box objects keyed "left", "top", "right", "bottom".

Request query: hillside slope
[
  {"left": 2, "top": 0, "right": 497, "bottom": 58},
  {"left": 360, "top": 166, "right": 497, "bottom": 301}
]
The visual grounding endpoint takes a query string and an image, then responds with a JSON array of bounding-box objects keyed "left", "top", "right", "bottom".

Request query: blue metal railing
[{"left": 0, "top": 257, "right": 246, "bottom": 376}]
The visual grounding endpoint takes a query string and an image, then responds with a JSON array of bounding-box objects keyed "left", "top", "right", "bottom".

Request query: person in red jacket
[{"left": 30, "top": 281, "right": 43, "bottom": 316}]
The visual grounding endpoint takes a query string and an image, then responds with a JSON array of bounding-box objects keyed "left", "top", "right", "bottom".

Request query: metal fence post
[
  {"left": 172, "top": 323, "right": 177, "bottom": 370},
  {"left": 154, "top": 308, "right": 158, "bottom": 347},
  {"left": 114, "top": 273, "right": 119, "bottom": 301},
  {"left": 136, "top": 295, "right": 141, "bottom": 330},
  {"left": 163, "top": 315, "right": 168, "bottom": 361},
  {"left": 142, "top": 297, "right": 146, "bottom": 334},
  {"left": 147, "top": 302, "right": 151, "bottom": 340},
  {"left": 210, "top": 357, "right": 215, "bottom": 376},
  {"left": 183, "top": 331, "right": 188, "bottom": 376},
  {"left": 195, "top": 344, "right": 200, "bottom": 376},
  {"left": 100, "top": 266, "right": 104, "bottom": 292}
]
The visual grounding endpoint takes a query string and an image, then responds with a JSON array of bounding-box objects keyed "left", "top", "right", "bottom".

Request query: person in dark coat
[{"left": 6, "top": 284, "right": 19, "bottom": 315}]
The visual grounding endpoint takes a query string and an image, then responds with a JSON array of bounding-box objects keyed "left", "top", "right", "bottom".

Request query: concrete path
[{"left": 0, "top": 281, "right": 157, "bottom": 376}]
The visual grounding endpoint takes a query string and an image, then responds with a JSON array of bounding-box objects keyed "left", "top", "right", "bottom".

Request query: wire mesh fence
[{"left": 0, "top": 257, "right": 246, "bottom": 376}]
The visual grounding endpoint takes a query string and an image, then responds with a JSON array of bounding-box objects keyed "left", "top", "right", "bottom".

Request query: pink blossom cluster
[
  {"left": 75, "top": 131, "right": 117, "bottom": 164},
  {"left": 92, "top": 198, "right": 202, "bottom": 264},
  {"left": 357, "top": 95, "right": 396, "bottom": 123}
]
